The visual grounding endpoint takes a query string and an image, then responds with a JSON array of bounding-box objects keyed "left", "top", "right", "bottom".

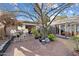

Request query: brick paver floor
[{"left": 4, "top": 33, "right": 74, "bottom": 56}]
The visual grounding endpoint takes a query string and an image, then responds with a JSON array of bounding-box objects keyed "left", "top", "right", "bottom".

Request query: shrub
[
  {"left": 71, "top": 35, "right": 79, "bottom": 50},
  {"left": 48, "top": 34, "right": 56, "bottom": 41},
  {"left": 31, "top": 28, "right": 41, "bottom": 39},
  {"left": 72, "top": 35, "right": 79, "bottom": 41}
]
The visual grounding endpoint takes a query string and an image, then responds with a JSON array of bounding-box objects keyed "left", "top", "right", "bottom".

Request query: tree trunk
[{"left": 4, "top": 25, "right": 7, "bottom": 37}]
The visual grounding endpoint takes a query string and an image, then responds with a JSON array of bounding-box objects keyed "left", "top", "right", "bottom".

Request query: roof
[
  {"left": 23, "top": 23, "right": 37, "bottom": 26},
  {"left": 51, "top": 16, "right": 79, "bottom": 25}
]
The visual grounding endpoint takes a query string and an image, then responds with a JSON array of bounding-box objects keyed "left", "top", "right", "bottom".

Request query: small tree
[{"left": 0, "top": 11, "right": 17, "bottom": 37}]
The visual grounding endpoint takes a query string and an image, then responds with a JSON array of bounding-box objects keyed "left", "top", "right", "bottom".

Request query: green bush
[
  {"left": 48, "top": 34, "right": 56, "bottom": 41},
  {"left": 72, "top": 35, "right": 79, "bottom": 41},
  {"left": 31, "top": 28, "right": 40, "bottom": 38},
  {"left": 71, "top": 35, "right": 79, "bottom": 50}
]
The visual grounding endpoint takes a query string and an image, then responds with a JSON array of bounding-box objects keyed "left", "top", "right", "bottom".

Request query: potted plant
[
  {"left": 31, "top": 28, "right": 41, "bottom": 39},
  {"left": 71, "top": 35, "right": 79, "bottom": 55},
  {"left": 48, "top": 34, "right": 56, "bottom": 41}
]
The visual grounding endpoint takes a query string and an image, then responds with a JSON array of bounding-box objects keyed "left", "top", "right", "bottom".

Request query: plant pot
[
  {"left": 17, "top": 35, "right": 20, "bottom": 37},
  {"left": 35, "top": 36, "right": 41, "bottom": 39},
  {"left": 28, "top": 31, "right": 32, "bottom": 34},
  {"left": 35, "top": 36, "right": 39, "bottom": 39},
  {"left": 39, "top": 39, "right": 46, "bottom": 45}
]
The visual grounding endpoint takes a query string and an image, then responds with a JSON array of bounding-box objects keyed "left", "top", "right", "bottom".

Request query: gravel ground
[{"left": 4, "top": 33, "right": 74, "bottom": 56}]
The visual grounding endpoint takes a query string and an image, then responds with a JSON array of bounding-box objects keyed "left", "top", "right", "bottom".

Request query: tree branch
[
  {"left": 1, "top": 10, "right": 39, "bottom": 21},
  {"left": 49, "top": 4, "right": 69, "bottom": 17},
  {"left": 33, "top": 7, "right": 41, "bottom": 17},
  {"left": 34, "top": 3, "right": 42, "bottom": 13},
  {"left": 16, "top": 15, "right": 35, "bottom": 22},
  {"left": 47, "top": 4, "right": 72, "bottom": 27},
  {"left": 46, "top": 4, "right": 65, "bottom": 15}
]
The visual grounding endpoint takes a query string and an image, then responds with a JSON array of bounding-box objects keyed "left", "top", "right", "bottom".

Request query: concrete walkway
[{"left": 4, "top": 33, "right": 74, "bottom": 56}]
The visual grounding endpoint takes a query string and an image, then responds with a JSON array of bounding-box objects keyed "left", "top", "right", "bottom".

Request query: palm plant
[{"left": 32, "top": 3, "right": 73, "bottom": 39}]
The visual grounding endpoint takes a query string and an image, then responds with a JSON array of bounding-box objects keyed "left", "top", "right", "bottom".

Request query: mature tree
[
  {"left": 0, "top": 11, "right": 17, "bottom": 36},
  {"left": 32, "top": 3, "right": 73, "bottom": 38}
]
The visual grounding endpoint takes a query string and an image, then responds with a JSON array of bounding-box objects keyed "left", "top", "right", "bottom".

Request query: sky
[{"left": 0, "top": 3, "right": 79, "bottom": 21}]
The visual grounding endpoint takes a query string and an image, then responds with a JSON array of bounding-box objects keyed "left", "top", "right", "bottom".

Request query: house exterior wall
[
  {"left": 76, "top": 24, "right": 79, "bottom": 34},
  {"left": 51, "top": 16, "right": 79, "bottom": 37},
  {"left": 51, "top": 23, "right": 79, "bottom": 37}
]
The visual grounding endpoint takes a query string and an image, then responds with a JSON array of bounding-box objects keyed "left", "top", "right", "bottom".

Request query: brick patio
[{"left": 4, "top": 33, "right": 74, "bottom": 56}]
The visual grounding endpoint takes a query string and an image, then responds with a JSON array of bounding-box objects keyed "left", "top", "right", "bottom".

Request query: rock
[
  {"left": 41, "top": 39, "right": 46, "bottom": 45},
  {"left": 45, "top": 38, "right": 51, "bottom": 43},
  {"left": 39, "top": 38, "right": 46, "bottom": 45},
  {"left": 39, "top": 37, "right": 50, "bottom": 45}
]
